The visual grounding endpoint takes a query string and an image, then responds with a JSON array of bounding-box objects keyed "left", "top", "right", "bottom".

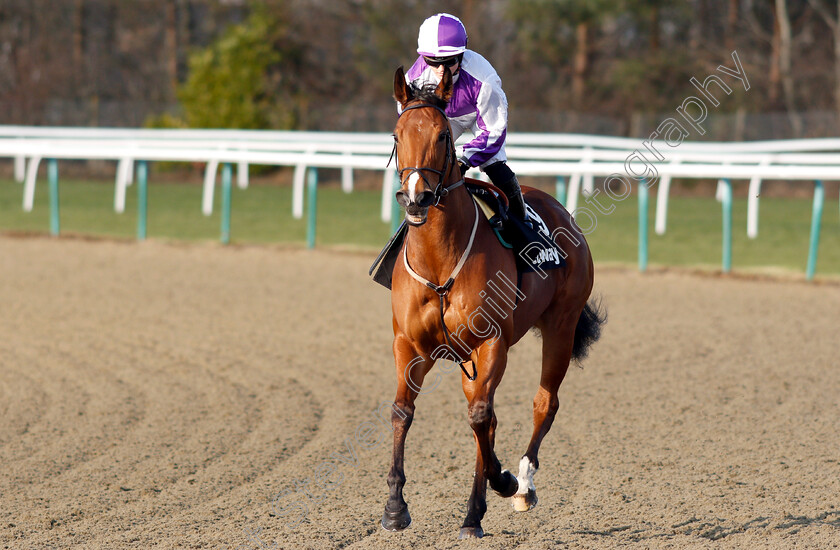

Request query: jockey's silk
[{"left": 403, "top": 50, "right": 508, "bottom": 168}]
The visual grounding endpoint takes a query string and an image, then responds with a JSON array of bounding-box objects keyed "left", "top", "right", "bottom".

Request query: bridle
[
  {"left": 389, "top": 102, "right": 464, "bottom": 207},
  {"left": 390, "top": 100, "right": 478, "bottom": 381}
]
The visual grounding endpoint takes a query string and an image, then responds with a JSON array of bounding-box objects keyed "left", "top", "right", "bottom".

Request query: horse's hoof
[
  {"left": 492, "top": 469, "right": 519, "bottom": 498},
  {"left": 459, "top": 526, "right": 484, "bottom": 539},
  {"left": 381, "top": 506, "right": 412, "bottom": 531},
  {"left": 511, "top": 489, "right": 538, "bottom": 512}
]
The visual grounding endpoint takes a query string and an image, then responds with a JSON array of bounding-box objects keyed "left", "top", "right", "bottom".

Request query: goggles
[{"left": 424, "top": 56, "right": 460, "bottom": 68}]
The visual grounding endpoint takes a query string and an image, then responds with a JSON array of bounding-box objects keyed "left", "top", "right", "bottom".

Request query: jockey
[{"left": 402, "top": 13, "right": 531, "bottom": 227}]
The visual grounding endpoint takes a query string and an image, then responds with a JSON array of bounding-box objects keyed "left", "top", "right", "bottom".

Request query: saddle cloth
[{"left": 369, "top": 182, "right": 564, "bottom": 290}]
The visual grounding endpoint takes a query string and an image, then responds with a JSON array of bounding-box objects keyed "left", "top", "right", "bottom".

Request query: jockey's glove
[{"left": 458, "top": 160, "right": 470, "bottom": 177}]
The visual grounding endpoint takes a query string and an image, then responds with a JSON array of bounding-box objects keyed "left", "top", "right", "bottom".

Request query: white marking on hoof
[
  {"left": 511, "top": 489, "right": 538, "bottom": 512},
  {"left": 511, "top": 456, "right": 538, "bottom": 512},
  {"left": 515, "top": 456, "right": 536, "bottom": 494}
]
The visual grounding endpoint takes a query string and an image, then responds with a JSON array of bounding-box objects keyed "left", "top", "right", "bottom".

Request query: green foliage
[
  {"left": 177, "top": 10, "right": 286, "bottom": 129},
  {"left": 140, "top": 113, "right": 192, "bottom": 172},
  {"left": 610, "top": 51, "right": 704, "bottom": 113},
  {"left": 356, "top": 1, "right": 424, "bottom": 97},
  {"left": 509, "top": 0, "right": 619, "bottom": 23},
  {"left": 509, "top": 0, "right": 620, "bottom": 61},
  {"left": 143, "top": 112, "right": 188, "bottom": 129},
  {"left": 507, "top": 0, "right": 623, "bottom": 111},
  {"left": 510, "top": 0, "right": 583, "bottom": 63}
]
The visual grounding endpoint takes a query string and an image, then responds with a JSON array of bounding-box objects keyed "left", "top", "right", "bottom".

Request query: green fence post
[
  {"left": 555, "top": 176, "right": 567, "bottom": 206},
  {"left": 638, "top": 178, "right": 648, "bottom": 272},
  {"left": 221, "top": 162, "right": 232, "bottom": 244},
  {"left": 306, "top": 167, "right": 318, "bottom": 249},
  {"left": 136, "top": 160, "right": 148, "bottom": 241},
  {"left": 721, "top": 178, "right": 733, "bottom": 273},
  {"left": 48, "top": 159, "right": 59, "bottom": 236},
  {"left": 806, "top": 180, "right": 825, "bottom": 281},
  {"left": 391, "top": 171, "right": 401, "bottom": 235}
]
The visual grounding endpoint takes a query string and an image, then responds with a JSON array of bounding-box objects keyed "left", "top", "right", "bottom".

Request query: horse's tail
[{"left": 571, "top": 297, "right": 606, "bottom": 363}]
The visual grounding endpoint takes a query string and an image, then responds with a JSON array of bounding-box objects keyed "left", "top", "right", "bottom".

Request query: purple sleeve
[{"left": 459, "top": 75, "right": 508, "bottom": 166}]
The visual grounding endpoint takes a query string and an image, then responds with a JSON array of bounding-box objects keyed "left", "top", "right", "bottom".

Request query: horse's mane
[{"left": 407, "top": 83, "right": 449, "bottom": 110}]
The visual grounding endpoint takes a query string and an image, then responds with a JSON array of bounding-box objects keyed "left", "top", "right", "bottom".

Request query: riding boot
[{"left": 498, "top": 175, "right": 533, "bottom": 229}]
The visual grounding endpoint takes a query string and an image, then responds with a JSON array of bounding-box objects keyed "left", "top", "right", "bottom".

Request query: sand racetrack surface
[{"left": 1, "top": 235, "right": 839, "bottom": 549}]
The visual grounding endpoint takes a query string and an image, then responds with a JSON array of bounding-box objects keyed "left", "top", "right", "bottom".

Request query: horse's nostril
[
  {"left": 395, "top": 191, "right": 410, "bottom": 208},
  {"left": 416, "top": 191, "right": 435, "bottom": 208}
]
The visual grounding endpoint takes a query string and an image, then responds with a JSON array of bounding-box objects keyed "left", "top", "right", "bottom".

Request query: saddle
[{"left": 370, "top": 180, "right": 564, "bottom": 290}]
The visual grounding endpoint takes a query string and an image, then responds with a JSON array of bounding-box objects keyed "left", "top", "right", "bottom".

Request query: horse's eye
[{"left": 437, "top": 133, "right": 446, "bottom": 142}]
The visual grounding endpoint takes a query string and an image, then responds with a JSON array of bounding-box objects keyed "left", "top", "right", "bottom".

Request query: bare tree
[
  {"left": 165, "top": 1, "right": 178, "bottom": 96},
  {"left": 744, "top": 0, "right": 782, "bottom": 108},
  {"left": 726, "top": 0, "right": 738, "bottom": 52},
  {"left": 776, "top": 0, "right": 802, "bottom": 134},
  {"left": 572, "top": 22, "right": 588, "bottom": 108},
  {"left": 808, "top": 0, "right": 840, "bottom": 116}
]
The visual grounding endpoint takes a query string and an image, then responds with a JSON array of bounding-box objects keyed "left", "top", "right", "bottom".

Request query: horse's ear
[
  {"left": 394, "top": 66, "right": 412, "bottom": 105},
  {"left": 435, "top": 68, "right": 454, "bottom": 103}
]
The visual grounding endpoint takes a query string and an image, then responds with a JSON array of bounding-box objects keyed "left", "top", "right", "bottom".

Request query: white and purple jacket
[{"left": 403, "top": 50, "right": 508, "bottom": 169}]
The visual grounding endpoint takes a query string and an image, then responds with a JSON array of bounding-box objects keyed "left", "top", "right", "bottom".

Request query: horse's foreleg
[
  {"left": 459, "top": 345, "right": 518, "bottom": 539},
  {"left": 512, "top": 319, "right": 575, "bottom": 513},
  {"left": 381, "top": 335, "right": 431, "bottom": 532}
]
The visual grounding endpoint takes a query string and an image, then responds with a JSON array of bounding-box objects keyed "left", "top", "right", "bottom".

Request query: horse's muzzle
[
  {"left": 397, "top": 190, "right": 434, "bottom": 226},
  {"left": 404, "top": 208, "right": 428, "bottom": 226},
  {"left": 396, "top": 190, "right": 435, "bottom": 209}
]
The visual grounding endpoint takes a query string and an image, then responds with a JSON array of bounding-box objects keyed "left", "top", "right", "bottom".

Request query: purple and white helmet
[{"left": 417, "top": 13, "right": 468, "bottom": 58}]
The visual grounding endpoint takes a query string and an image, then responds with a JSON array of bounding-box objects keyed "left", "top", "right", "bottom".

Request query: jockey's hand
[{"left": 458, "top": 161, "right": 470, "bottom": 177}]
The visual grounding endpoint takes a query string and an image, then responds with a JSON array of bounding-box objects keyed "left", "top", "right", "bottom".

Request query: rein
[{"left": 394, "top": 100, "right": 477, "bottom": 381}]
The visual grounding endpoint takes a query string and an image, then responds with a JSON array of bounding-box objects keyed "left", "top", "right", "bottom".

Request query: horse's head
[{"left": 392, "top": 66, "right": 456, "bottom": 226}]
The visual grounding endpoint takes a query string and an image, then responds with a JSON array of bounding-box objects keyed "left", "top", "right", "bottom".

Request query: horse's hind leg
[{"left": 512, "top": 315, "right": 576, "bottom": 512}]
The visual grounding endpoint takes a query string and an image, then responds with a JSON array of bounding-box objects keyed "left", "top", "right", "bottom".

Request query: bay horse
[{"left": 382, "top": 66, "right": 605, "bottom": 539}]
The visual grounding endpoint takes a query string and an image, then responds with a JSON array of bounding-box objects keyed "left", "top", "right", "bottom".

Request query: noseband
[{"left": 389, "top": 102, "right": 464, "bottom": 206}]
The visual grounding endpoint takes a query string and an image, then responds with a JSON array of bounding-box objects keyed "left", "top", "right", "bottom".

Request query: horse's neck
[{"left": 406, "top": 188, "right": 475, "bottom": 283}]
